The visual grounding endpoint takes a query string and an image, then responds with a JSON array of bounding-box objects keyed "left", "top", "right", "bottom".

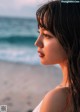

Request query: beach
[{"left": 0, "top": 61, "right": 62, "bottom": 112}]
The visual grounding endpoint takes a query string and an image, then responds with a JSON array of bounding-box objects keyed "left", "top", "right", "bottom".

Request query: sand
[{"left": 0, "top": 61, "right": 62, "bottom": 112}]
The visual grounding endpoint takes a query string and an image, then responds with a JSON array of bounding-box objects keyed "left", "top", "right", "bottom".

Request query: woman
[{"left": 33, "top": 0, "right": 80, "bottom": 112}]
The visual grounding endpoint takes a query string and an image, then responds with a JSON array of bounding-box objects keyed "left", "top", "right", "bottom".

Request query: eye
[
  {"left": 37, "top": 30, "right": 52, "bottom": 39},
  {"left": 43, "top": 33, "right": 52, "bottom": 39}
]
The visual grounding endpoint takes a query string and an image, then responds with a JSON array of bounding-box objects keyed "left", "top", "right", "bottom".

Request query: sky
[{"left": 0, "top": 0, "right": 45, "bottom": 18}]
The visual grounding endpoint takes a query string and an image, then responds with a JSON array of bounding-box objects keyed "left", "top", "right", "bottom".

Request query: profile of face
[{"left": 35, "top": 27, "right": 67, "bottom": 65}]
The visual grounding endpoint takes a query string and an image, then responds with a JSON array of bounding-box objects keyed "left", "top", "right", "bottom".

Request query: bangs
[
  {"left": 36, "top": 1, "right": 59, "bottom": 36},
  {"left": 36, "top": 4, "right": 48, "bottom": 29}
]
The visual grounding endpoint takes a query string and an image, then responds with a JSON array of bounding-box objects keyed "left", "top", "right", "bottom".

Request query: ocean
[{"left": 0, "top": 16, "right": 39, "bottom": 65}]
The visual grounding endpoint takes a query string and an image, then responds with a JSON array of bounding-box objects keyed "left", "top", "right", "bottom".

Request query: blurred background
[
  {"left": 0, "top": 0, "right": 62, "bottom": 112},
  {"left": 0, "top": 0, "right": 38, "bottom": 64}
]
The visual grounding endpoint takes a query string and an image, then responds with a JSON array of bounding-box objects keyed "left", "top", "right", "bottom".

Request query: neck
[{"left": 59, "top": 61, "right": 69, "bottom": 87}]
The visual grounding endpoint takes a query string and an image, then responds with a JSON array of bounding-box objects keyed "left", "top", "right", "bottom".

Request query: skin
[
  {"left": 35, "top": 27, "right": 69, "bottom": 86},
  {"left": 35, "top": 27, "right": 67, "bottom": 65},
  {"left": 34, "top": 27, "right": 72, "bottom": 112}
]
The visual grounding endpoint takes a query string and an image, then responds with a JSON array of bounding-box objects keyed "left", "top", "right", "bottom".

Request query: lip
[{"left": 38, "top": 51, "right": 45, "bottom": 58}]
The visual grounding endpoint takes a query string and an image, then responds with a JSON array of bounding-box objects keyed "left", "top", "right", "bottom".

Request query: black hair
[{"left": 36, "top": 1, "right": 80, "bottom": 112}]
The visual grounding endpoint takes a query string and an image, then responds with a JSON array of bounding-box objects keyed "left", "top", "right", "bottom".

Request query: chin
[{"left": 40, "top": 61, "right": 56, "bottom": 65}]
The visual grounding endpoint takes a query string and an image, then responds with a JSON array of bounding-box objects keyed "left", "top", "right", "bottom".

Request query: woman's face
[{"left": 35, "top": 27, "right": 67, "bottom": 65}]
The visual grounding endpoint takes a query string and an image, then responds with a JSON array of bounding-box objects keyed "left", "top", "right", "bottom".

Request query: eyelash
[
  {"left": 37, "top": 30, "right": 52, "bottom": 39},
  {"left": 43, "top": 34, "right": 51, "bottom": 38}
]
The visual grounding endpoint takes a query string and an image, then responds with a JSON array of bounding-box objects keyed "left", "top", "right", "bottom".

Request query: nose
[{"left": 34, "top": 36, "right": 43, "bottom": 48}]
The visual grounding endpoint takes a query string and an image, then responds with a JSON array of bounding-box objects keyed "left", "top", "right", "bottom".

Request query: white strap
[{"left": 33, "top": 100, "right": 43, "bottom": 112}]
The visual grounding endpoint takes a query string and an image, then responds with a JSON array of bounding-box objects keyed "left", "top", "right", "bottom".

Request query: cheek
[
  {"left": 44, "top": 41, "right": 67, "bottom": 64},
  {"left": 44, "top": 41, "right": 58, "bottom": 55}
]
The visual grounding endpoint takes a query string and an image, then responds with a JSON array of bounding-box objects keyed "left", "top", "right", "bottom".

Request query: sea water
[
  {"left": 0, "top": 16, "right": 59, "bottom": 67},
  {"left": 0, "top": 16, "right": 39, "bottom": 65}
]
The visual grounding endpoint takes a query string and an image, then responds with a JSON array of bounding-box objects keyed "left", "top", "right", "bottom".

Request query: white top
[{"left": 33, "top": 100, "right": 43, "bottom": 112}]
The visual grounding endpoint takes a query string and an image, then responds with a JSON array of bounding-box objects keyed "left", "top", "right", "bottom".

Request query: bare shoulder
[{"left": 40, "top": 87, "right": 69, "bottom": 112}]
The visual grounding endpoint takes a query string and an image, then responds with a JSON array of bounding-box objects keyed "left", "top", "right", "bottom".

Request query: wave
[
  {"left": 0, "top": 35, "right": 37, "bottom": 46},
  {"left": 0, "top": 46, "right": 39, "bottom": 65}
]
